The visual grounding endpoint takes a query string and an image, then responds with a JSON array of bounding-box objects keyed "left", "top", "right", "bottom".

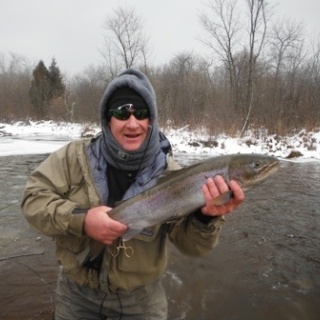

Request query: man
[{"left": 21, "top": 68, "right": 244, "bottom": 319}]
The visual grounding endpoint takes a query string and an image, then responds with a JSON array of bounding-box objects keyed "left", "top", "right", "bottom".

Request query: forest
[{"left": 1, "top": 0, "right": 320, "bottom": 137}]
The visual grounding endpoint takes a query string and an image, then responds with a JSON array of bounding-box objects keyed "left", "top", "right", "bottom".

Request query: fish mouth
[
  {"left": 255, "top": 158, "right": 280, "bottom": 183},
  {"left": 265, "top": 158, "right": 280, "bottom": 174}
]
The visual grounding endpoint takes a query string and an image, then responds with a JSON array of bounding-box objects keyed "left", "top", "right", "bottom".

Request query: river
[{"left": 0, "top": 153, "right": 319, "bottom": 319}]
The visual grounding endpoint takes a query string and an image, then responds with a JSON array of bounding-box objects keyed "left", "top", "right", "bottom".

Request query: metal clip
[{"left": 110, "top": 239, "right": 134, "bottom": 258}]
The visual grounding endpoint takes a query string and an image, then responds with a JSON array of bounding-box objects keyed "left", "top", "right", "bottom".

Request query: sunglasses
[{"left": 108, "top": 104, "right": 150, "bottom": 121}]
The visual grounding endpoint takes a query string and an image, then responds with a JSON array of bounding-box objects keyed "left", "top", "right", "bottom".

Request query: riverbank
[{"left": 1, "top": 121, "right": 320, "bottom": 160}]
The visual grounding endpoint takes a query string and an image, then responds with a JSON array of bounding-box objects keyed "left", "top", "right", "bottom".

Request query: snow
[{"left": 0, "top": 121, "right": 319, "bottom": 162}]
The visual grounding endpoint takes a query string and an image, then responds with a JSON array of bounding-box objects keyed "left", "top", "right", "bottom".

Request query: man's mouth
[{"left": 125, "top": 133, "right": 141, "bottom": 139}]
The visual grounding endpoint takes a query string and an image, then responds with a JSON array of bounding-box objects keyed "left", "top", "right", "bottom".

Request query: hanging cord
[
  {"left": 116, "top": 291, "right": 123, "bottom": 320},
  {"left": 99, "top": 291, "right": 123, "bottom": 320},
  {"left": 99, "top": 292, "right": 108, "bottom": 320}
]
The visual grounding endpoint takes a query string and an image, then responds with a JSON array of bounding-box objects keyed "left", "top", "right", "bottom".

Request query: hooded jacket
[{"left": 21, "top": 69, "right": 224, "bottom": 292}]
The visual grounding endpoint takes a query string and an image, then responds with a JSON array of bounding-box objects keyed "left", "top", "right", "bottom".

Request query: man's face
[{"left": 109, "top": 112, "right": 150, "bottom": 151}]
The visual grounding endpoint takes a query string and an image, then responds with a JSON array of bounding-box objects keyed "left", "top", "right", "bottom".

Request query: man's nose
[{"left": 126, "top": 114, "right": 139, "bottom": 127}]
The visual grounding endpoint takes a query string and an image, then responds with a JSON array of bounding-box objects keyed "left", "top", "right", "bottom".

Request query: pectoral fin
[{"left": 122, "top": 228, "right": 143, "bottom": 241}]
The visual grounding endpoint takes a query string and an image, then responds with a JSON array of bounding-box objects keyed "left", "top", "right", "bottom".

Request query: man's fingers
[
  {"left": 213, "top": 175, "right": 230, "bottom": 194},
  {"left": 205, "top": 176, "right": 229, "bottom": 200},
  {"left": 229, "top": 180, "right": 245, "bottom": 205},
  {"left": 201, "top": 176, "right": 245, "bottom": 217}
]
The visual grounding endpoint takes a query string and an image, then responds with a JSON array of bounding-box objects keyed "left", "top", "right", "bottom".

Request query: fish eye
[{"left": 254, "top": 161, "right": 262, "bottom": 168}]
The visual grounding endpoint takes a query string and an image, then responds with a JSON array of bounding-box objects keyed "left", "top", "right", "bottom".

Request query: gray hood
[
  {"left": 98, "top": 68, "right": 161, "bottom": 172},
  {"left": 100, "top": 68, "right": 158, "bottom": 129}
]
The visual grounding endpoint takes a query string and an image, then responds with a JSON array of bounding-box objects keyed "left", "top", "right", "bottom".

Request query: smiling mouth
[{"left": 125, "top": 133, "right": 141, "bottom": 139}]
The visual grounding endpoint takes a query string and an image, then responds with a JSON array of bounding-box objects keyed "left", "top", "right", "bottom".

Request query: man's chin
[{"left": 122, "top": 141, "right": 143, "bottom": 152}]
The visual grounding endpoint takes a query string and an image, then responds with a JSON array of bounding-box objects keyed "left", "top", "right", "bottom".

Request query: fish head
[{"left": 228, "top": 154, "right": 279, "bottom": 189}]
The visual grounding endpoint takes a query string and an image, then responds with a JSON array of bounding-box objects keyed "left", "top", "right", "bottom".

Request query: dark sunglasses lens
[
  {"left": 134, "top": 109, "right": 149, "bottom": 120},
  {"left": 109, "top": 106, "right": 149, "bottom": 120},
  {"left": 112, "top": 109, "right": 130, "bottom": 120}
]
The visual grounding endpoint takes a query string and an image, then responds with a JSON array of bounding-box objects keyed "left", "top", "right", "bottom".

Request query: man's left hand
[{"left": 201, "top": 175, "right": 244, "bottom": 216}]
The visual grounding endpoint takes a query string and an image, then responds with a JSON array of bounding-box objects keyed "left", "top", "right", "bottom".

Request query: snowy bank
[{"left": 0, "top": 121, "right": 319, "bottom": 161}]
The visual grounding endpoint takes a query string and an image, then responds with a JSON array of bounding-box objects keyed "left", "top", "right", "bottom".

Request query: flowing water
[
  {"left": 0, "top": 153, "right": 319, "bottom": 319},
  {"left": 165, "top": 155, "right": 320, "bottom": 320}
]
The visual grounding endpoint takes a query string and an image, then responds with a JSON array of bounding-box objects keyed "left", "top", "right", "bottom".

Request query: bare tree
[
  {"left": 101, "top": 6, "right": 152, "bottom": 74},
  {"left": 265, "top": 19, "right": 304, "bottom": 130},
  {"left": 63, "top": 76, "right": 78, "bottom": 122},
  {"left": 0, "top": 53, "right": 33, "bottom": 120},
  {"left": 154, "top": 53, "right": 214, "bottom": 130},
  {"left": 199, "top": 0, "right": 242, "bottom": 113},
  {"left": 240, "top": 0, "right": 270, "bottom": 136},
  {"left": 268, "top": 19, "right": 304, "bottom": 91},
  {"left": 304, "top": 37, "right": 320, "bottom": 129},
  {"left": 199, "top": 0, "right": 271, "bottom": 136},
  {"left": 71, "top": 66, "right": 106, "bottom": 122}
]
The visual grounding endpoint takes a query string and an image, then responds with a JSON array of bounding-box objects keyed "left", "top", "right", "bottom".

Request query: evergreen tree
[
  {"left": 49, "top": 58, "right": 65, "bottom": 98},
  {"left": 29, "top": 60, "right": 51, "bottom": 118}
]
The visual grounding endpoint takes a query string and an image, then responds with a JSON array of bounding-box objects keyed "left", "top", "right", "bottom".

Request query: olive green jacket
[{"left": 21, "top": 138, "right": 224, "bottom": 292}]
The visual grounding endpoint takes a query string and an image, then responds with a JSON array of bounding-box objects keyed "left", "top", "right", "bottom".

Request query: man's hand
[
  {"left": 84, "top": 206, "right": 128, "bottom": 245},
  {"left": 201, "top": 175, "right": 244, "bottom": 216}
]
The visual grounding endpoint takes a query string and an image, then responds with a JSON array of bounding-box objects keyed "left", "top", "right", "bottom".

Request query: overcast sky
[{"left": 1, "top": 0, "right": 320, "bottom": 76}]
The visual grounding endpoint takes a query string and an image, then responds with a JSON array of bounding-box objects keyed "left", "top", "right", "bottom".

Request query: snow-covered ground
[{"left": 0, "top": 121, "right": 319, "bottom": 162}]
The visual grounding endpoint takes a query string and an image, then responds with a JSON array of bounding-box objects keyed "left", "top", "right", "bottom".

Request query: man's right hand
[{"left": 84, "top": 206, "right": 128, "bottom": 245}]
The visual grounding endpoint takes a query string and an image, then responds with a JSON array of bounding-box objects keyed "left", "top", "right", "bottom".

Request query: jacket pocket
[{"left": 115, "top": 225, "right": 167, "bottom": 274}]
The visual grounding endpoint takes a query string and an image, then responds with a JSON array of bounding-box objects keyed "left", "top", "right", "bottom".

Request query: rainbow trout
[{"left": 110, "top": 153, "right": 279, "bottom": 240}]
